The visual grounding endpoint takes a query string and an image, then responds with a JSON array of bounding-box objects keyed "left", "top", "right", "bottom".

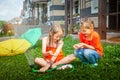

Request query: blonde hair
[
  {"left": 80, "top": 17, "right": 94, "bottom": 30},
  {"left": 48, "top": 24, "right": 64, "bottom": 46}
]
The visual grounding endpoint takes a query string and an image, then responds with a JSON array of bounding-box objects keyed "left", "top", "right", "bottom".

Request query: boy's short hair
[{"left": 80, "top": 17, "right": 94, "bottom": 28}]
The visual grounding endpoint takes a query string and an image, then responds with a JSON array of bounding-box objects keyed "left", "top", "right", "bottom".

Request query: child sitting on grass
[
  {"left": 34, "top": 25, "right": 73, "bottom": 72},
  {"left": 73, "top": 17, "right": 103, "bottom": 67}
]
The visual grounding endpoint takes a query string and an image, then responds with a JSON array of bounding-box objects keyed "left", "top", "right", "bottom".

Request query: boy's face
[{"left": 81, "top": 23, "right": 93, "bottom": 37}]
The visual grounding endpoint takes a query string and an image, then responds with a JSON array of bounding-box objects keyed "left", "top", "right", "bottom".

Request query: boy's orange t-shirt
[
  {"left": 79, "top": 31, "right": 103, "bottom": 57},
  {"left": 44, "top": 46, "right": 64, "bottom": 63}
]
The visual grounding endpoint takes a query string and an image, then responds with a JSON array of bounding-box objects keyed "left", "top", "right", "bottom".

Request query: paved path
[
  {"left": 0, "top": 24, "right": 50, "bottom": 41},
  {"left": 0, "top": 24, "right": 120, "bottom": 44}
]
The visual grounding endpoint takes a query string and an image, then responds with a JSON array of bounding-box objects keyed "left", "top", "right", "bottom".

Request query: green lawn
[{"left": 0, "top": 36, "right": 120, "bottom": 80}]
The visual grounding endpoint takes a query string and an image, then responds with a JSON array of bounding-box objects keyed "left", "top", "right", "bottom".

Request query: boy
[{"left": 73, "top": 17, "right": 103, "bottom": 67}]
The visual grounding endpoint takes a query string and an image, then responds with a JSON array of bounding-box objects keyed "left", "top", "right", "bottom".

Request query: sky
[{"left": 0, "top": 0, "right": 24, "bottom": 21}]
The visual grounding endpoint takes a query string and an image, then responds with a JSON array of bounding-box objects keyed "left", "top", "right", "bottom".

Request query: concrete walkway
[
  {"left": 71, "top": 32, "right": 120, "bottom": 44},
  {"left": 0, "top": 24, "right": 50, "bottom": 41},
  {"left": 0, "top": 25, "right": 120, "bottom": 44}
]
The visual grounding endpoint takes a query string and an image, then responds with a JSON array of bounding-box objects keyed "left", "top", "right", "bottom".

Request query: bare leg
[
  {"left": 35, "top": 57, "right": 47, "bottom": 66},
  {"left": 39, "top": 64, "right": 51, "bottom": 72},
  {"left": 52, "top": 54, "right": 76, "bottom": 68},
  {"left": 34, "top": 57, "right": 51, "bottom": 72}
]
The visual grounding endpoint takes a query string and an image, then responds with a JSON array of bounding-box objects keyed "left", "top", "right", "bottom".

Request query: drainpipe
[
  {"left": 70, "top": 0, "right": 73, "bottom": 34},
  {"left": 37, "top": 4, "right": 39, "bottom": 25},
  {"left": 65, "top": 0, "right": 68, "bottom": 36},
  {"left": 98, "top": 0, "right": 107, "bottom": 39}
]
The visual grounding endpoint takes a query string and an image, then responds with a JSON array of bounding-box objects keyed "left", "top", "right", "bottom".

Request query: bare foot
[{"left": 40, "top": 64, "right": 51, "bottom": 72}]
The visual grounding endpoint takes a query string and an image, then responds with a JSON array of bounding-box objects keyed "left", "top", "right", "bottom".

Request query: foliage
[
  {"left": 0, "top": 23, "right": 14, "bottom": 37},
  {"left": 0, "top": 21, "right": 7, "bottom": 37},
  {"left": 73, "top": 13, "right": 80, "bottom": 17},
  {"left": 0, "top": 36, "right": 120, "bottom": 80},
  {"left": 0, "top": 21, "right": 7, "bottom": 29},
  {"left": 72, "top": 24, "right": 80, "bottom": 34},
  {"left": 73, "top": 24, "right": 79, "bottom": 29}
]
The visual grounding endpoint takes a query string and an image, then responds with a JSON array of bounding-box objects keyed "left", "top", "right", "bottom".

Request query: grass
[{"left": 0, "top": 36, "right": 120, "bottom": 80}]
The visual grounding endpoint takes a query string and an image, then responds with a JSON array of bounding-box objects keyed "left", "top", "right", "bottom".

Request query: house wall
[
  {"left": 80, "top": 0, "right": 109, "bottom": 28},
  {"left": 48, "top": 0, "right": 65, "bottom": 25}
]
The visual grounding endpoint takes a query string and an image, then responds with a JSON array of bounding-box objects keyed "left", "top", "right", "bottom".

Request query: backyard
[{"left": 0, "top": 36, "right": 120, "bottom": 80}]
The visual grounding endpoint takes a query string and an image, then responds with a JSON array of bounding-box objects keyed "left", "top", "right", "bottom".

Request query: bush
[
  {"left": 0, "top": 21, "right": 6, "bottom": 29},
  {"left": 0, "top": 22, "right": 14, "bottom": 37},
  {"left": 72, "top": 24, "right": 80, "bottom": 34}
]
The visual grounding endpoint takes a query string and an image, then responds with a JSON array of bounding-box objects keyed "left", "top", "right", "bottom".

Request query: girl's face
[
  {"left": 81, "top": 23, "right": 93, "bottom": 37},
  {"left": 52, "top": 32, "right": 63, "bottom": 42}
]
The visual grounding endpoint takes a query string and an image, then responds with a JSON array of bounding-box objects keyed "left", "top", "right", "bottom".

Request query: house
[
  {"left": 21, "top": 0, "right": 64, "bottom": 25},
  {"left": 21, "top": 0, "right": 120, "bottom": 39},
  {"left": 78, "top": 0, "right": 120, "bottom": 39}
]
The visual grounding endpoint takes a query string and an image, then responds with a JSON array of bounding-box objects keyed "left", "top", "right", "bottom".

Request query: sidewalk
[
  {"left": 71, "top": 32, "right": 120, "bottom": 44},
  {"left": 0, "top": 24, "right": 50, "bottom": 41},
  {"left": 0, "top": 25, "right": 120, "bottom": 44}
]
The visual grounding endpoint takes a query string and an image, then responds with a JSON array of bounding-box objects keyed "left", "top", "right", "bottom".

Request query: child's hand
[
  {"left": 73, "top": 43, "right": 85, "bottom": 50},
  {"left": 73, "top": 44, "right": 79, "bottom": 50},
  {"left": 78, "top": 43, "right": 85, "bottom": 48},
  {"left": 48, "top": 51, "right": 56, "bottom": 56},
  {"left": 48, "top": 51, "right": 54, "bottom": 55}
]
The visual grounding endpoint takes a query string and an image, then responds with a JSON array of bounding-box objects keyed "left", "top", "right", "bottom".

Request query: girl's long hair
[{"left": 48, "top": 25, "right": 64, "bottom": 47}]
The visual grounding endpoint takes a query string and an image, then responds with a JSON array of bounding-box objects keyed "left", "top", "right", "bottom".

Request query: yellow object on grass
[{"left": 0, "top": 39, "right": 31, "bottom": 56}]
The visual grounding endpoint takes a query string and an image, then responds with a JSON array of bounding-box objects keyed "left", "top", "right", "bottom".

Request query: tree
[{"left": 0, "top": 21, "right": 7, "bottom": 29}]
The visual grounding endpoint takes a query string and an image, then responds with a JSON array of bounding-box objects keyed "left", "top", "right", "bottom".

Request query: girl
[{"left": 34, "top": 25, "right": 72, "bottom": 72}]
